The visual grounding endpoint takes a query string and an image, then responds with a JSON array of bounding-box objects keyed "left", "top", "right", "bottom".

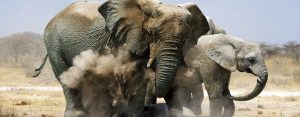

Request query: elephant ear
[
  {"left": 205, "top": 35, "right": 237, "bottom": 72},
  {"left": 206, "top": 16, "right": 215, "bottom": 35},
  {"left": 180, "top": 3, "right": 209, "bottom": 39},
  {"left": 99, "top": 0, "right": 148, "bottom": 56}
]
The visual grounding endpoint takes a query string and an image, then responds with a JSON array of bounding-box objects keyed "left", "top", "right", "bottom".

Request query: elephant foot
[
  {"left": 169, "top": 108, "right": 183, "bottom": 117},
  {"left": 190, "top": 107, "right": 202, "bottom": 115},
  {"left": 64, "top": 109, "right": 87, "bottom": 117}
]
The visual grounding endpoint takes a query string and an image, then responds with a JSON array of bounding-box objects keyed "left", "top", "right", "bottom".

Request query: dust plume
[
  {"left": 145, "top": 65, "right": 202, "bottom": 116},
  {"left": 174, "top": 66, "right": 201, "bottom": 88},
  {"left": 59, "top": 48, "right": 148, "bottom": 116}
]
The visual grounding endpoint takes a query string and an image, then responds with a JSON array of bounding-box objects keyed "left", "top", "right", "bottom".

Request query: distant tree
[
  {"left": 283, "top": 41, "right": 300, "bottom": 64},
  {"left": 260, "top": 43, "right": 283, "bottom": 58}
]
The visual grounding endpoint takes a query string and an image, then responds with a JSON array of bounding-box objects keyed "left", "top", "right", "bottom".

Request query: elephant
[
  {"left": 32, "top": 0, "right": 209, "bottom": 116},
  {"left": 188, "top": 16, "right": 227, "bottom": 114},
  {"left": 146, "top": 34, "right": 268, "bottom": 117},
  {"left": 185, "top": 34, "right": 268, "bottom": 117},
  {"left": 145, "top": 17, "right": 226, "bottom": 116}
]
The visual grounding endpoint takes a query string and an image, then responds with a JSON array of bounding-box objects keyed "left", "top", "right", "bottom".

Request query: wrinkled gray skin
[
  {"left": 183, "top": 34, "right": 268, "bottom": 117},
  {"left": 39, "top": 0, "right": 209, "bottom": 116},
  {"left": 145, "top": 17, "right": 226, "bottom": 116},
  {"left": 188, "top": 16, "right": 227, "bottom": 114},
  {"left": 145, "top": 34, "right": 268, "bottom": 117}
]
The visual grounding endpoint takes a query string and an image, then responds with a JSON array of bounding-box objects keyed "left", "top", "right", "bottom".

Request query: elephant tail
[{"left": 32, "top": 54, "right": 48, "bottom": 77}]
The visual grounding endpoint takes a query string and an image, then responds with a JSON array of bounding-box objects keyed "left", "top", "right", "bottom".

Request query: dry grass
[
  {"left": 0, "top": 100, "right": 31, "bottom": 117},
  {"left": 0, "top": 90, "right": 64, "bottom": 117},
  {"left": 0, "top": 105, "right": 18, "bottom": 117},
  {"left": 266, "top": 56, "right": 300, "bottom": 85},
  {"left": 230, "top": 55, "right": 300, "bottom": 90},
  {"left": 0, "top": 54, "right": 299, "bottom": 90},
  {"left": 285, "top": 96, "right": 298, "bottom": 102},
  {"left": 0, "top": 60, "right": 58, "bottom": 86}
]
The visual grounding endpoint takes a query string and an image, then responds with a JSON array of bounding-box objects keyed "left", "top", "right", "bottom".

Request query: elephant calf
[{"left": 183, "top": 34, "right": 268, "bottom": 117}]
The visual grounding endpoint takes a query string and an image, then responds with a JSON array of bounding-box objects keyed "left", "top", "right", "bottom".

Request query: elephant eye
[
  {"left": 151, "top": 10, "right": 162, "bottom": 18},
  {"left": 246, "top": 57, "right": 256, "bottom": 64}
]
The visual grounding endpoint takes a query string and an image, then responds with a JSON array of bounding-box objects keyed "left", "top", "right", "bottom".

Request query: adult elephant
[
  {"left": 33, "top": 0, "right": 209, "bottom": 116},
  {"left": 145, "top": 17, "right": 227, "bottom": 116}
]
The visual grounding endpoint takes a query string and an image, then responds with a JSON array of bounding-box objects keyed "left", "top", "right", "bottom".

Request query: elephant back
[{"left": 44, "top": 2, "right": 114, "bottom": 66}]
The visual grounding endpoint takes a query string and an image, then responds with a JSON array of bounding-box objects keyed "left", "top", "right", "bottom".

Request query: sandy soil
[
  {"left": 0, "top": 87, "right": 299, "bottom": 117},
  {"left": 198, "top": 94, "right": 300, "bottom": 117}
]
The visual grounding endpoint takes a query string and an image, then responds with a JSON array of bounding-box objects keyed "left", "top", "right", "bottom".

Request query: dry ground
[
  {"left": 199, "top": 93, "right": 300, "bottom": 117},
  {"left": 0, "top": 89, "right": 299, "bottom": 117},
  {"left": 0, "top": 89, "right": 64, "bottom": 117},
  {"left": 0, "top": 56, "right": 300, "bottom": 117}
]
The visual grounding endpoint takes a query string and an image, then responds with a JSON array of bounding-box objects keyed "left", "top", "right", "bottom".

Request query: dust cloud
[
  {"left": 174, "top": 66, "right": 201, "bottom": 88},
  {"left": 59, "top": 48, "right": 148, "bottom": 116}
]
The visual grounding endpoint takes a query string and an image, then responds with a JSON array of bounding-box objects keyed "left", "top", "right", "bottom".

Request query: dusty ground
[
  {"left": 0, "top": 87, "right": 299, "bottom": 117},
  {"left": 0, "top": 88, "right": 64, "bottom": 117},
  {"left": 199, "top": 91, "right": 300, "bottom": 117},
  {"left": 0, "top": 56, "right": 300, "bottom": 117}
]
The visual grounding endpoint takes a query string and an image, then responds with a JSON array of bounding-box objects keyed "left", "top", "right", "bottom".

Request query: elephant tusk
[
  {"left": 147, "top": 42, "right": 158, "bottom": 68},
  {"left": 257, "top": 77, "right": 262, "bottom": 84},
  {"left": 147, "top": 58, "right": 154, "bottom": 67}
]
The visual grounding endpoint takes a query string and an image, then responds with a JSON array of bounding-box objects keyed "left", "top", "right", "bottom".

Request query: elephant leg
[
  {"left": 222, "top": 97, "right": 235, "bottom": 117},
  {"left": 144, "top": 80, "right": 158, "bottom": 116},
  {"left": 178, "top": 87, "right": 191, "bottom": 108},
  {"left": 208, "top": 96, "right": 223, "bottom": 117},
  {"left": 222, "top": 78, "right": 235, "bottom": 117},
  {"left": 206, "top": 83, "right": 223, "bottom": 117},
  {"left": 128, "top": 80, "right": 148, "bottom": 117},
  {"left": 48, "top": 52, "right": 86, "bottom": 117},
  {"left": 145, "top": 80, "right": 157, "bottom": 104},
  {"left": 189, "top": 84, "right": 204, "bottom": 115},
  {"left": 164, "top": 87, "right": 190, "bottom": 117},
  {"left": 164, "top": 89, "right": 182, "bottom": 117},
  {"left": 62, "top": 86, "right": 86, "bottom": 117}
]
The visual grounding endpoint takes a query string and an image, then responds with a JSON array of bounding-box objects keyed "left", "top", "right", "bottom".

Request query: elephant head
[
  {"left": 99, "top": 0, "right": 209, "bottom": 97},
  {"left": 203, "top": 34, "right": 268, "bottom": 101}
]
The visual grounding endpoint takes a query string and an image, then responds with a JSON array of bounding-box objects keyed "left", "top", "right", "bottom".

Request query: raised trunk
[
  {"left": 153, "top": 41, "right": 181, "bottom": 97},
  {"left": 228, "top": 72, "right": 268, "bottom": 101}
]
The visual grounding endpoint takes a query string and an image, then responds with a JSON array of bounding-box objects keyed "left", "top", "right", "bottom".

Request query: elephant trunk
[
  {"left": 228, "top": 71, "right": 268, "bottom": 101},
  {"left": 153, "top": 40, "right": 181, "bottom": 97}
]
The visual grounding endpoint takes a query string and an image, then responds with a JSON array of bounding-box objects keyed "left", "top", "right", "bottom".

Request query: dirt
[
  {"left": 0, "top": 87, "right": 300, "bottom": 117},
  {"left": 194, "top": 92, "right": 300, "bottom": 117}
]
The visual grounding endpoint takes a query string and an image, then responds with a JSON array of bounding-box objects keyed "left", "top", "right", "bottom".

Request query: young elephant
[{"left": 183, "top": 34, "right": 268, "bottom": 117}]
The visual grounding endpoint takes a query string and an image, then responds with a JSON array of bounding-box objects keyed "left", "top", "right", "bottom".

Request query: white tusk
[
  {"left": 147, "top": 58, "right": 154, "bottom": 67},
  {"left": 257, "top": 77, "right": 262, "bottom": 83}
]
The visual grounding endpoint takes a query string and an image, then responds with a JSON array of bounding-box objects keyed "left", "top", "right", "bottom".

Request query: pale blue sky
[{"left": 0, "top": 0, "right": 299, "bottom": 44}]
